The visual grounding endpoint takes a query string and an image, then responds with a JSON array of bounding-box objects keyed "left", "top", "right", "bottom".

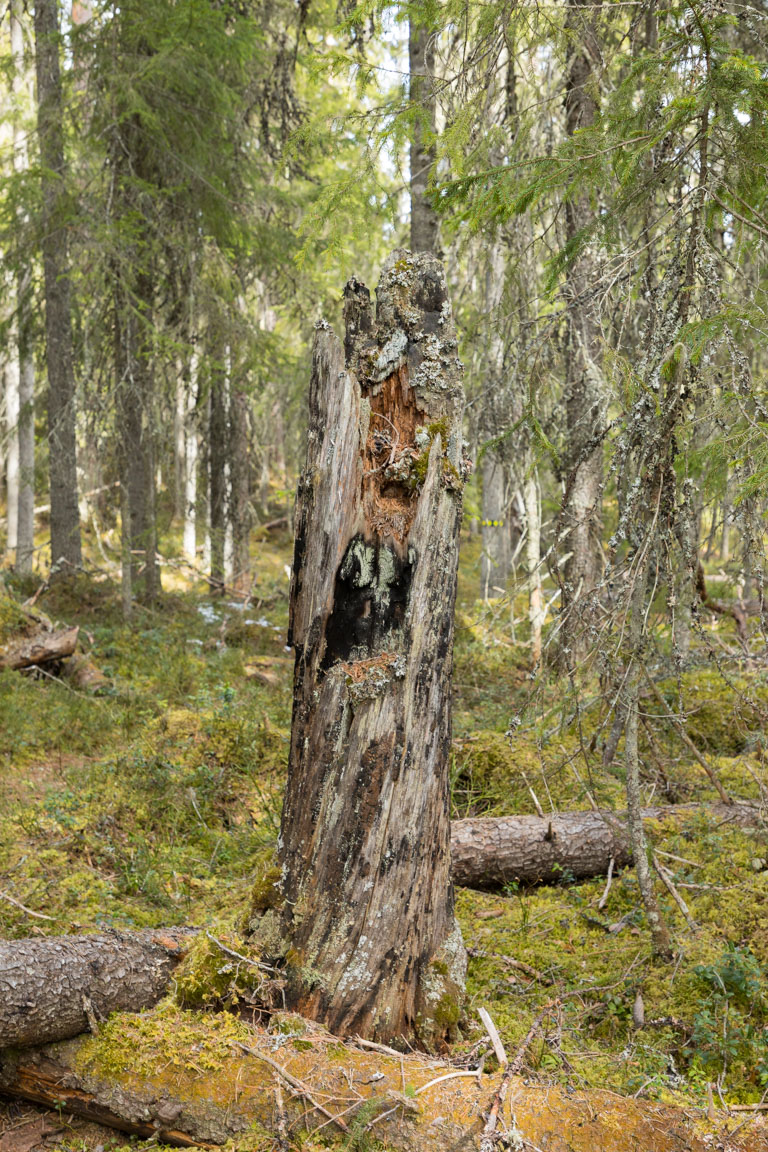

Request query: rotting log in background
[{"left": 250, "top": 250, "right": 471, "bottom": 1045}]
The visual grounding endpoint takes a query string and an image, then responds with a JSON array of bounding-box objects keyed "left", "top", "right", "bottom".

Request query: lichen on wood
[
  {"left": 252, "top": 250, "right": 470, "bottom": 1046},
  {"left": 1, "top": 1003, "right": 757, "bottom": 1152}
]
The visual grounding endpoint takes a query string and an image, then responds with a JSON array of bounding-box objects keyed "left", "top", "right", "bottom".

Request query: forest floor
[{"left": 1, "top": 525, "right": 767, "bottom": 1151}]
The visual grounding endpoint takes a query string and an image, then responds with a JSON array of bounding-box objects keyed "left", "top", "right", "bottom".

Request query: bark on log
[
  {"left": 62, "top": 651, "right": 110, "bottom": 693},
  {"left": 0, "top": 1008, "right": 753, "bottom": 1152},
  {"left": 264, "top": 250, "right": 470, "bottom": 1045},
  {"left": 0, "top": 625, "right": 79, "bottom": 671},
  {"left": 0, "top": 929, "right": 194, "bottom": 1048},
  {"left": 1, "top": 806, "right": 760, "bottom": 1049},
  {"left": 450, "top": 802, "right": 763, "bottom": 890}
]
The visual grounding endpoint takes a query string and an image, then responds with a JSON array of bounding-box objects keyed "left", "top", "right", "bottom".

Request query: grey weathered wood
[
  {"left": 0, "top": 624, "right": 79, "bottom": 670},
  {"left": 450, "top": 802, "right": 763, "bottom": 890},
  {"left": 0, "top": 929, "right": 193, "bottom": 1048},
  {"left": 260, "top": 251, "right": 469, "bottom": 1045}
]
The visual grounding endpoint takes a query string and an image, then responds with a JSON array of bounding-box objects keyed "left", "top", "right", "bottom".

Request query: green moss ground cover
[{"left": 1, "top": 531, "right": 767, "bottom": 1150}]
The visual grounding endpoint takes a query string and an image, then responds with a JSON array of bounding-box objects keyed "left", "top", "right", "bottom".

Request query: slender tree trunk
[
  {"left": 115, "top": 270, "right": 160, "bottom": 609},
  {"left": 182, "top": 352, "right": 199, "bottom": 563},
  {"left": 721, "top": 487, "right": 731, "bottom": 563},
  {"left": 34, "top": 0, "right": 82, "bottom": 573},
  {"left": 480, "top": 457, "right": 510, "bottom": 597},
  {"left": 254, "top": 252, "right": 468, "bottom": 1046},
  {"left": 524, "top": 470, "right": 544, "bottom": 665},
  {"left": 409, "top": 22, "right": 440, "bottom": 254},
  {"left": 479, "top": 246, "right": 512, "bottom": 598},
  {"left": 560, "top": 0, "right": 603, "bottom": 658},
  {"left": 174, "top": 373, "right": 186, "bottom": 523},
  {"left": 5, "top": 350, "right": 19, "bottom": 558},
  {"left": 624, "top": 559, "right": 673, "bottom": 959},
  {"left": 16, "top": 349, "right": 35, "bottom": 573},
  {"left": 10, "top": 0, "right": 35, "bottom": 574},
  {"left": 208, "top": 358, "right": 228, "bottom": 591},
  {"left": 230, "top": 386, "right": 251, "bottom": 593},
  {"left": 9, "top": 0, "right": 35, "bottom": 576}
]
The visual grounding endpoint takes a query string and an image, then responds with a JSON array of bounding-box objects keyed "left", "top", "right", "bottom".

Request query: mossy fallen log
[
  {"left": 2, "top": 805, "right": 764, "bottom": 1050},
  {"left": 450, "top": 802, "right": 763, "bottom": 890},
  {"left": 0, "top": 1004, "right": 758, "bottom": 1152}
]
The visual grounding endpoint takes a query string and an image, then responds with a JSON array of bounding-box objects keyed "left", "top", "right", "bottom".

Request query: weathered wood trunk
[
  {"left": 0, "top": 1008, "right": 749, "bottom": 1152},
  {"left": 262, "top": 251, "right": 469, "bottom": 1045},
  {"left": 450, "top": 802, "right": 762, "bottom": 890},
  {"left": 0, "top": 929, "right": 193, "bottom": 1048}
]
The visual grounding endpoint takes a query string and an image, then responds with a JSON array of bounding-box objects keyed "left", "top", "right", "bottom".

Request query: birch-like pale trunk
[
  {"left": 35, "top": 0, "right": 82, "bottom": 572},
  {"left": 524, "top": 470, "right": 544, "bottom": 666},
  {"left": 10, "top": 0, "right": 35, "bottom": 573},
  {"left": 409, "top": 23, "right": 440, "bottom": 254},
  {"left": 255, "top": 252, "right": 468, "bottom": 1045},
  {"left": 5, "top": 355, "right": 19, "bottom": 557},
  {"left": 182, "top": 351, "right": 199, "bottom": 563},
  {"left": 479, "top": 243, "right": 512, "bottom": 598}
]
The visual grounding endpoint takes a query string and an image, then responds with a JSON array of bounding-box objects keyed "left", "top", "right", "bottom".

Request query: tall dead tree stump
[{"left": 253, "top": 251, "right": 469, "bottom": 1045}]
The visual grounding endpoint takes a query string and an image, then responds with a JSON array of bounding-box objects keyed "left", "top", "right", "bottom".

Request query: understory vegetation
[{"left": 1, "top": 524, "right": 766, "bottom": 1145}]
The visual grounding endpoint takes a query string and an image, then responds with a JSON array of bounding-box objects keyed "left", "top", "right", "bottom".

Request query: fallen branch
[{"left": 0, "top": 891, "right": 55, "bottom": 922}]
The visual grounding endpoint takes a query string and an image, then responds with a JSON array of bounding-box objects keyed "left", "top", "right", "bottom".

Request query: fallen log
[
  {"left": 0, "top": 1005, "right": 758, "bottom": 1151},
  {"left": 0, "top": 929, "right": 194, "bottom": 1048},
  {"left": 2, "top": 803, "right": 763, "bottom": 1051},
  {"left": 0, "top": 625, "right": 79, "bottom": 671},
  {"left": 61, "top": 651, "right": 111, "bottom": 694},
  {"left": 449, "top": 802, "right": 763, "bottom": 890}
]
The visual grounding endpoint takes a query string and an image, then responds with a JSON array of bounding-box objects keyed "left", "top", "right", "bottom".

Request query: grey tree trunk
[
  {"left": 0, "top": 929, "right": 192, "bottom": 1048},
  {"left": 16, "top": 352, "right": 35, "bottom": 574},
  {"left": 229, "top": 386, "right": 251, "bottom": 593},
  {"left": 5, "top": 345, "right": 19, "bottom": 559},
  {"left": 480, "top": 455, "right": 511, "bottom": 598},
  {"left": 409, "top": 23, "right": 440, "bottom": 254},
  {"left": 479, "top": 242, "right": 514, "bottom": 599},
  {"left": 208, "top": 357, "right": 228, "bottom": 591},
  {"left": 115, "top": 271, "right": 160, "bottom": 609},
  {"left": 11, "top": 0, "right": 36, "bottom": 575},
  {"left": 34, "top": 0, "right": 82, "bottom": 573},
  {"left": 255, "top": 252, "right": 468, "bottom": 1046},
  {"left": 559, "top": 0, "right": 603, "bottom": 657},
  {"left": 182, "top": 350, "right": 199, "bottom": 562}
]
